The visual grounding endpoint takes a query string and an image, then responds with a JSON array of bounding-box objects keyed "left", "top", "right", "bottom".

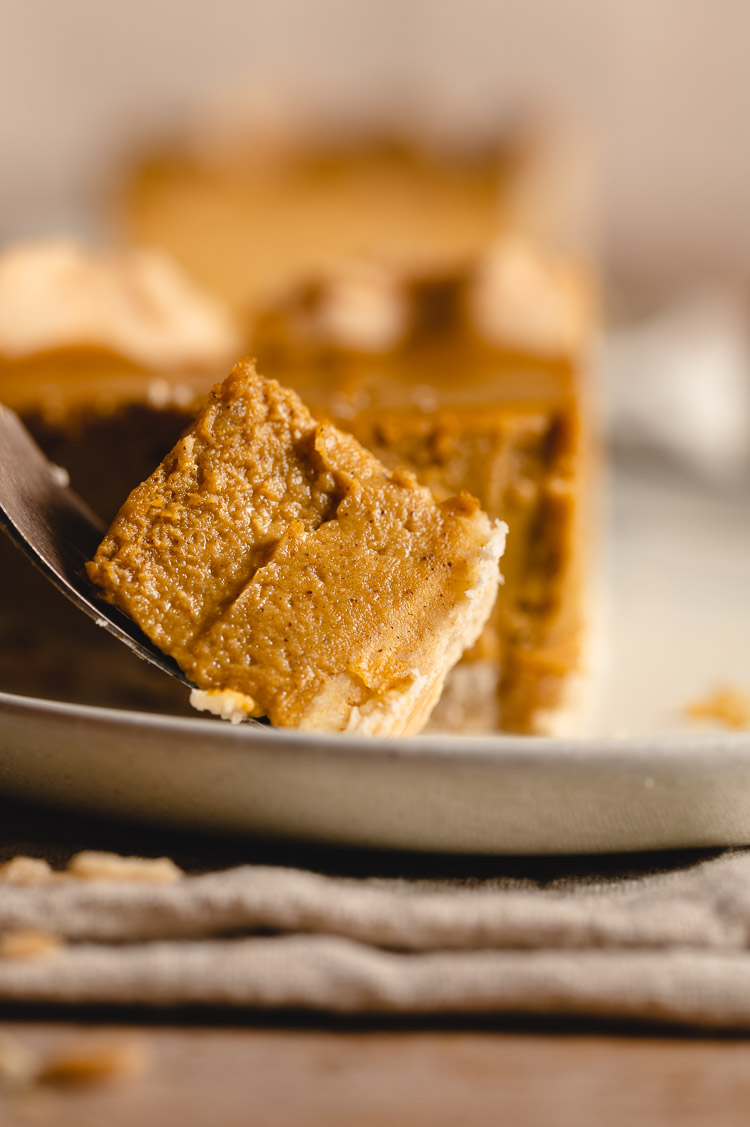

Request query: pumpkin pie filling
[
  {"left": 86, "top": 364, "right": 506, "bottom": 736},
  {"left": 249, "top": 247, "right": 593, "bottom": 733}
]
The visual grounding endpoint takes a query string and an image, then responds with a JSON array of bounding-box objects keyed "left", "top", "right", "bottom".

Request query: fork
[{"left": 0, "top": 403, "right": 191, "bottom": 687}]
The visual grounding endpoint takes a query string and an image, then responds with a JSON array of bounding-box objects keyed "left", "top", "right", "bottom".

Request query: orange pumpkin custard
[
  {"left": 249, "top": 242, "right": 595, "bottom": 733},
  {"left": 86, "top": 363, "right": 506, "bottom": 736}
]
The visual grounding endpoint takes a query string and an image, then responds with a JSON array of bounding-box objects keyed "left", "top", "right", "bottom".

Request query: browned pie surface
[
  {"left": 87, "top": 363, "right": 504, "bottom": 735},
  {"left": 123, "top": 138, "right": 515, "bottom": 314}
]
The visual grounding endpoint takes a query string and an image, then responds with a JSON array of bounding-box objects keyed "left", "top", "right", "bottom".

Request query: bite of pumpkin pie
[{"left": 86, "top": 362, "right": 506, "bottom": 736}]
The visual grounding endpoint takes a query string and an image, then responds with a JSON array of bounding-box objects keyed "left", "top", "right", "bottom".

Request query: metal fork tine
[{"left": 0, "top": 404, "right": 192, "bottom": 686}]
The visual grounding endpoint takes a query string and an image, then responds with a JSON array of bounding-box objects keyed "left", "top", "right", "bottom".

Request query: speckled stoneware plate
[{"left": 1, "top": 467, "right": 749, "bottom": 854}]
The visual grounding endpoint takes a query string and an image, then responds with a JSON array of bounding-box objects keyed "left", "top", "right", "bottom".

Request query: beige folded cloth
[{"left": 3, "top": 808, "right": 750, "bottom": 1028}]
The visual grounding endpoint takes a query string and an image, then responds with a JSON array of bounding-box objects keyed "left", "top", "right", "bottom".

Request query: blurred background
[
  {"left": 5, "top": 0, "right": 750, "bottom": 482},
  {"left": 4, "top": 0, "right": 750, "bottom": 298}
]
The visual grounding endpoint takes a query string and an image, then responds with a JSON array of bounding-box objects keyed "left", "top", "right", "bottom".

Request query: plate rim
[{"left": 3, "top": 687, "right": 749, "bottom": 766}]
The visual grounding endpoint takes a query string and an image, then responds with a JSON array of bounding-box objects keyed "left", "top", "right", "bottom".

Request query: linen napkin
[{"left": 2, "top": 797, "right": 750, "bottom": 1029}]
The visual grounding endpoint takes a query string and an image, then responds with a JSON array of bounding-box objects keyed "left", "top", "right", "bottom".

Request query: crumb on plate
[{"left": 685, "top": 685, "right": 750, "bottom": 731}]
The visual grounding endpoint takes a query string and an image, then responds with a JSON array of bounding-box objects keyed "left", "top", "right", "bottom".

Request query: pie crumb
[
  {"left": 37, "top": 1038, "right": 149, "bottom": 1087},
  {"left": 67, "top": 851, "right": 183, "bottom": 884},
  {"left": 189, "top": 687, "right": 258, "bottom": 724},
  {"left": 0, "top": 856, "right": 55, "bottom": 885},
  {"left": 685, "top": 686, "right": 750, "bottom": 731},
  {"left": 0, "top": 1035, "right": 149, "bottom": 1095}
]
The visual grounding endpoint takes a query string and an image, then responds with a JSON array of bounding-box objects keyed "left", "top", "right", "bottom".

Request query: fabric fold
[
  {"left": 3, "top": 936, "right": 750, "bottom": 1029},
  {"left": 2, "top": 853, "right": 750, "bottom": 950},
  {"left": 4, "top": 841, "right": 750, "bottom": 1026}
]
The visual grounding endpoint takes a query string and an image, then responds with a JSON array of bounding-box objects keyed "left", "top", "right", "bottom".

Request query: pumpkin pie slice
[
  {"left": 249, "top": 242, "right": 595, "bottom": 734},
  {"left": 86, "top": 363, "right": 506, "bottom": 736}
]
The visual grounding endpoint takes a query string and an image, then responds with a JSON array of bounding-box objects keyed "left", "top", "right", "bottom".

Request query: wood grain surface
[{"left": 3, "top": 1020, "right": 750, "bottom": 1127}]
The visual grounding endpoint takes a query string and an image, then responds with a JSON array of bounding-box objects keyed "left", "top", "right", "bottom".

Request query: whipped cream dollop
[
  {"left": 471, "top": 236, "right": 590, "bottom": 361},
  {"left": 0, "top": 240, "right": 241, "bottom": 370}
]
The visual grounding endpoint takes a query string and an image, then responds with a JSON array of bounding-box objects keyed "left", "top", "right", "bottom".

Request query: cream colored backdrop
[{"left": 3, "top": 0, "right": 750, "bottom": 289}]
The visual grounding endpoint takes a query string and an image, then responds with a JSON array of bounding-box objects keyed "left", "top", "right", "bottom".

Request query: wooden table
[{"left": 3, "top": 1017, "right": 750, "bottom": 1126}]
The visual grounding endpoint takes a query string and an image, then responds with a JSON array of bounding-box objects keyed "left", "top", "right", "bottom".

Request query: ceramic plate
[{"left": 1, "top": 466, "right": 749, "bottom": 854}]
